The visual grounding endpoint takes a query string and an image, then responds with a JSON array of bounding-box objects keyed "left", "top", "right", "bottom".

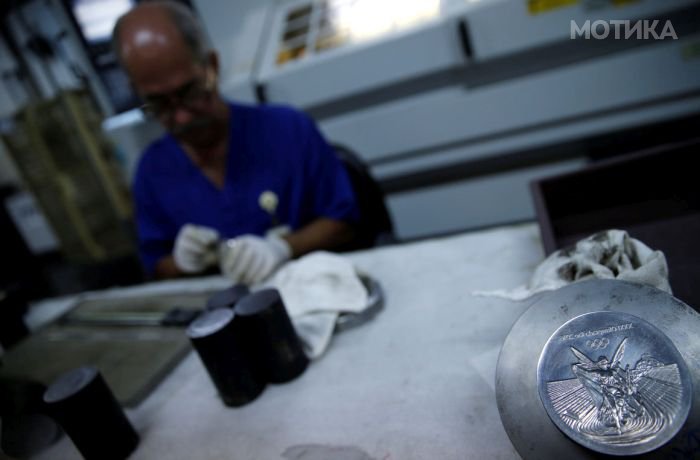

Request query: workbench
[{"left": 29, "top": 223, "right": 545, "bottom": 460}]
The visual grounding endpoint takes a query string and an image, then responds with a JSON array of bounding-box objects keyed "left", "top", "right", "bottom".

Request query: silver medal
[
  {"left": 496, "top": 280, "right": 700, "bottom": 459},
  {"left": 537, "top": 311, "right": 693, "bottom": 455}
]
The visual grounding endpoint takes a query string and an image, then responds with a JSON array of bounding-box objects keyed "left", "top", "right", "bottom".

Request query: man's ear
[{"left": 208, "top": 51, "right": 219, "bottom": 77}]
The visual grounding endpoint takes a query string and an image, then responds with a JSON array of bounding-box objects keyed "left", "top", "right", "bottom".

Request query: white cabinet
[{"left": 252, "top": 0, "right": 700, "bottom": 238}]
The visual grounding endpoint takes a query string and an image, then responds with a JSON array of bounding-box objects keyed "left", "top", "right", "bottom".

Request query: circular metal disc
[
  {"left": 44, "top": 366, "right": 98, "bottom": 403},
  {"left": 496, "top": 280, "right": 700, "bottom": 459},
  {"left": 537, "top": 311, "right": 692, "bottom": 455},
  {"left": 187, "top": 308, "right": 233, "bottom": 339}
]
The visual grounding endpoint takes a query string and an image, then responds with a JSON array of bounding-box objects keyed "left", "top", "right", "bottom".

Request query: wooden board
[{"left": 0, "top": 292, "right": 213, "bottom": 407}]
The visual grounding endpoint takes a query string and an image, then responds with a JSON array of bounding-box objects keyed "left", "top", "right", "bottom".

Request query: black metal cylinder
[
  {"left": 235, "top": 289, "right": 309, "bottom": 383},
  {"left": 42, "top": 366, "right": 139, "bottom": 460},
  {"left": 0, "top": 378, "right": 63, "bottom": 458},
  {"left": 187, "top": 308, "right": 266, "bottom": 406},
  {"left": 205, "top": 284, "right": 250, "bottom": 310}
]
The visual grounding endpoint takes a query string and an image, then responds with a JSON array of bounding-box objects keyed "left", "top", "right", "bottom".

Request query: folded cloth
[
  {"left": 473, "top": 229, "right": 671, "bottom": 301},
  {"left": 265, "top": 251, "right": 369, "bottom": 359}
]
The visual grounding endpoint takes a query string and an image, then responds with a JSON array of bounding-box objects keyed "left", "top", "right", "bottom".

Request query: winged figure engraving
[
  {"left": 570, "top": 338, "right": 645, "bottom": 433},
  {"left": 545, "top": 336, "right": 684, "bottom": 442}
]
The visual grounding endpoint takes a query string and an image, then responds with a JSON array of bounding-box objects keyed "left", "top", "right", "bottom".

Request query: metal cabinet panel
[
  {"left": 259, "top": 0, "right": 470, "bottom": 108},
  {"left": 467, "top": 0, "right": 700, "bottom": 61},
  {"left": 387, "top": 157, "right": 586, "bottom": 240},
  {"left": 320, "top": 35, "right": 700, "bottom": 164}
]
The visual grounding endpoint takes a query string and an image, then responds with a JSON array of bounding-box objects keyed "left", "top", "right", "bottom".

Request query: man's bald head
[
  {"left": 112, "top": 1, "right": 209, "bottom": 71},
  {"left": 112, "top": 2, "right": 227, "bottom": 150}
]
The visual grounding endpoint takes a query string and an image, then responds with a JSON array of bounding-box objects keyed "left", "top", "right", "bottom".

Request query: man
[{"left": 112, "top": 1, "right": 358, "bottom": 282}]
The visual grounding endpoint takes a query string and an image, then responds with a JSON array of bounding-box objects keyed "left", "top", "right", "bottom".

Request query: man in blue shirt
[{"left": 113, "top": 1, "right": 358, "bottom": 282}]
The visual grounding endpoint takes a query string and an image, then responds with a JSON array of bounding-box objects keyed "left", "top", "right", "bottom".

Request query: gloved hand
[
  {"left": 173, "top": 224, "right": 220, "bottom": 273},
  {"left": 219, "top": 234, "right": 292, "bottom": 284}
]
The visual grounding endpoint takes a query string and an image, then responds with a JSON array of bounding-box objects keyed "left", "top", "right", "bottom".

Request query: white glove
[
  {"left": 219, "top": 234, "right": 292, "bottom": 284},
  {"left": 173, "top": 224, "right": 220, "bottom": 273}
]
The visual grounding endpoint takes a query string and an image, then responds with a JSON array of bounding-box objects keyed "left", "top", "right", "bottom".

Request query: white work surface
[{"left": 33, "top": 223, "right": 546, "bottom": 460}]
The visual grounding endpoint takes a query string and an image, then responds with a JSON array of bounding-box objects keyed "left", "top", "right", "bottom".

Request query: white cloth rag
[
  {"left": 265, "top": 251, "right": 369, "bottom": 359},
  {"left": 473, "top": 229, "right": 671, "bottom": 301}
]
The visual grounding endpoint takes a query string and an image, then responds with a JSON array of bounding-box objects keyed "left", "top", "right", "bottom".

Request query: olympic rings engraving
[{"left": 586, "top": 337, "right": 610, "bottom": 350}]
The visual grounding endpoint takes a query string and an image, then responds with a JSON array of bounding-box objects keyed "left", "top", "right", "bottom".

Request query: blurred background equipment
[
  {"left": 0, "top": 185, "right": 54, "bottom": 348},
  {"left": 0, "top": 0, "right": 144, "bottom": 299},
  {"left": 63, "top": 0, "right": 140, "bottom": 113},
  {"left": 2, "top": 90, "right": 135, "bottom": 263}
]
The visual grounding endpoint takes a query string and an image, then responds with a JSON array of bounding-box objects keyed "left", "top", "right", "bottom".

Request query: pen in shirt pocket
[{"left": 259, "top": 190, "right": 290, "bottom": 237}]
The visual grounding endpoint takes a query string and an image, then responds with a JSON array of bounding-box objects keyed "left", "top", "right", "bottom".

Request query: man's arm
[
  {"left": 153, "top": 255, "right": 183, "bottom": 279},
  {"left": 283, "top": 217, "right": 355, "bottom": 258}
]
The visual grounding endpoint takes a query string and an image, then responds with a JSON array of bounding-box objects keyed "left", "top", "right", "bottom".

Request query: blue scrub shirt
[{"left": 133, "top": 103, "right": 358, "bottom": 275}]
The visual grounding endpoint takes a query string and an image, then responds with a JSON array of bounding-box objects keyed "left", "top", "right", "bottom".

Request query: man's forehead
[
  {"left": 117, "top": 5, "right": 188, "bottom": 60},
  {"left": 129, "top": 57, "right": 202, "bottom": 96},
  {"left": 131, "top": 29, "right": 168, "bottom": 48},
  {"left": 117, "top": 13, "right": 198, "bottom": 90}
]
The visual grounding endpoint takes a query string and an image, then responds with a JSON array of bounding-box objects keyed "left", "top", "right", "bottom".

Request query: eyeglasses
[{"left": 140, "top": 71, "right": 215, "bottom": 118}]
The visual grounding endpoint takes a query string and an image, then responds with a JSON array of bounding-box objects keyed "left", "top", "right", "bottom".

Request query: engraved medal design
[{"left": 537, "top": 311, "right": 693, "bottom": 455}]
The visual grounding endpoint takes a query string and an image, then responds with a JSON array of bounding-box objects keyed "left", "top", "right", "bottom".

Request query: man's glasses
[{"left": 140, "top": 71, "right": 215, "bottom": 118}]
